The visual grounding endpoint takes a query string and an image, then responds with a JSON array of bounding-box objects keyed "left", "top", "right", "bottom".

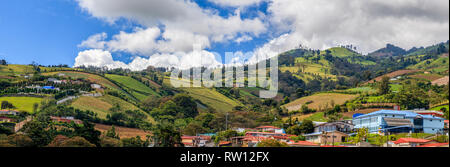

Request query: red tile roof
[
  {"left": 417, "top": 143, "right": 449, "bottom": 147},
  {"left": 256, "top": 126, "right": 281, "bottom": 129},
  {"left": 320, "top": 145, "right": 348, "bottom": 147},
  {"left": 289, "top": 141, "right": 318, "bottom": 146},
  {"left": 394, "top": 138, "right": 431, "bottom": 144},
  {"left": 181, "top": 136, "right": 198, "bottom": 139},
  {"left": 445, "top": 120, "right": 449, "bottom": 124},
  {"left": 219, "top": 141, "right": 232, "bottom": 145}
]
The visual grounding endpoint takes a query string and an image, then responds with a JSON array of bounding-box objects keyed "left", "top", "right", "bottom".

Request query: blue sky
[
  {"left": 0, "top": 0, "right": 271, "bottom": 66},
  {"left": 0, "top": 0, "right": 448, "bottom": 69}
]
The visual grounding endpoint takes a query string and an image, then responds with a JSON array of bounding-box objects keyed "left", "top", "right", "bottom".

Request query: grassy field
[
  {"left": 95, "top": 124, "right": 152, "bottom": 139},
  {"left": 345, "top": 87, "right": 377, "bottom": 94},
  {"left": 0, "top": 64, "right": 35, "bottom": 75},
  {"left": 431, "top": 105, "right": 449, "bottom": 112},
  {"left": 105, "top": 74, "right": 159, "bottom": 101},
  {"left": 70, "top": 95, "right": 154, "bottom": 123},
  {"left": 181, "top": 87, "right": 241, "bottom": 113},
  {"left": 283, "top": 93, "right": 359, "bottom": 112},
  {"left": 408, "top": 56, "right": 449, "bottom": 73},
  {"left": 0, "top": 96, "right": 42, "bottom": 113}
]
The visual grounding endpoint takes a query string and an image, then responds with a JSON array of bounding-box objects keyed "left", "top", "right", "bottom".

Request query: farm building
[
  {"left": 353, "top": 110, "right": 445, "bottom": 134},
  {"left": 50, "top": 116, "right": 82, "bottom": 124}
]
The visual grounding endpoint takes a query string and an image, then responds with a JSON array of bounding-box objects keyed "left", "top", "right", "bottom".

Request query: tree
[
  {"left": 378, "top": 76, "right": 391, "bottom": 95},
  {"left": 73, "top": 121, "right": 101, "bottom": 147},
  {"left": 173, "top": 94, "right": 199, "bottom": 118},
  {"left": 152, "top": 121, "right": 182, "bottom": 147},
  {"left": 106, "top": 125, "right": 120, "bottom": 139},
  {"left": 58, "top": 136, "right": 96, "bottom": 147},
  {"left": 7, "top": 134, "right": 33, "bottom": 147},
  {"left": 286, "top": 120, "right": 314, "bottom": 135},
  {"left": 257, "top": 139, "right": 288, "bottom": 147},
  {"left": 21, "top": 120, "right": 55, "bottom": 147},
  {"left": 1, "top": 101, "right": 15, "bottom": 110},
  {"left": 355, "top": 128, "right": 369, "bottom": 143},
  {"left": 0, "top": 59, "right": 7, "bottom": 65}
]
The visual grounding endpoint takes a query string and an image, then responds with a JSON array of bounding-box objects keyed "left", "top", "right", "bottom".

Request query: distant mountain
[{"left": 368, "top": 44, "right": 406, "bottom": 57}]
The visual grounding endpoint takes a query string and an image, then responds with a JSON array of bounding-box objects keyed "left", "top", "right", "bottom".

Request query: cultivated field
[
  {"left": 431, "top": 76, "right": 449, "bottom": 86},
  {"left": 95, "top": 124, "right": 152, "bottom": 139},
  {"left": 105, "top": 74, "right": 159, "bottom": 101},
  {"left": 181, "top": 87, "right": 241, "bottom": 113},
  {"left": 410, "top": 73, "right": 443, "bottom": 81},
  {"left": 70, "top": 95, "right": 154, "bottom": 123},
  {"left": 283, "top": 93, "right": 359, "bottom": 112},
  {"left": 366, "top": 69, "right": 420, "bottom": 84},
  {"left": 0, "top": 96, "right": 43, "bottom": 113},
  {"left": 42, "top": 71, "right": 121, "bottom": 90}
]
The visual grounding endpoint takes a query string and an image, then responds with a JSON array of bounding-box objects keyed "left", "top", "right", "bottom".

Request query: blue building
[{"left": 353, "top": 110, "right": 445, "bottom": 134}]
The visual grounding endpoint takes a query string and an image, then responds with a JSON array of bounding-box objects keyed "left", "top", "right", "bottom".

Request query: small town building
[
  {"left": 181, "top": 136, "right": 198, "bottom": 147},
  {"left": 245, "top": 131, "right": 284, "bottom": 138},
  {"left": 0, "top": 110, "right": 19, "bottom": 116},
  {"left": 304, "top": 131, "right": 349, "bottom": 145},
  {"left": 417, "top": 143, "right": 449, "bottom": 147},
  {"left": 353, "top": 110, "right": 445, "bottom": 134},
  {"left": 313, "top": 121, "right": 354, "bottom": 133},
  {"left": 0, "top": 116, "right": 16, "bottom": 123},
  {"left": 91, "top": 84, "right": 102, "bottom": 89},
  {"left": 392, "top": 138, "right": 434, "bottom": 147},
  {"left": 50, "top": 116, "right": 83, "bottom": 124},
  {"left": 255, "top": 126, "right": 284, "bottom": 133},
  {"left": 288, "top": 141, "right": 319, "bottom": 147}
]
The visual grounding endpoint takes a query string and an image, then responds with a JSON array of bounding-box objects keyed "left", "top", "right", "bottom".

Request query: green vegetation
[{"left": 0, "top": 97, "right": 42, "bottom": 113}]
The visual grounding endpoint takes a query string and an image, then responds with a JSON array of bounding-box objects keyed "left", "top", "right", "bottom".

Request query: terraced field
[
  {"left": 0, "top": 96, "right": 43, "bottom": 113},
  {"left": 105, "top": 74, "right": 159, "bottom": 101}
]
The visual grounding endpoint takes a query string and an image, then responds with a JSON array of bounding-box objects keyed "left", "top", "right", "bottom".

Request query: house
[
  {"left": 353, "top": 110, "right": 445, "bottom": 134},
  {"left": 91, "top": 84, "right": 102, "bottom": 89},
  {"left": 392, "top": 138, "right": 433, "bottom": 147},
  {"left": 313, "top": 121, "right": 354, "bottom": 133},
  {"left": 245, "top": 131, "right": 285, "bottom": 138},
  {"left": 241, "top": 136, "right": 268, "bottom": 147},
  {"left": 304, "top": 131, "right": 349, "bottom": 145},
  {"left": 50, "top": 116, "right": 83, "bottom": 124},
  {"left": 0, "top": 116, "right": 16, "bottom": 123},
  {"left": 255, "top": 126, "right": 284, "bottom": 133},
  {"left": 0, "top": 110, "right": 19, "bottom": 116},
  {"left": 48, "top": 78, "right": 62, "bottom": 84},
  {"left": 181, "top": 136, "right": 198, "bottom": 147},
  {"left": 288, "top": 141, "right": 319, "bottom": 147}
]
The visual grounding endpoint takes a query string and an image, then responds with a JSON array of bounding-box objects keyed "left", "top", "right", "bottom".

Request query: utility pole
[{"left": 225, "top": 112, "right": 229, "bottom": 131}]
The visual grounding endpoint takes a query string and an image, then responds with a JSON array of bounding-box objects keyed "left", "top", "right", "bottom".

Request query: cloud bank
[{"left": 74, "top": 0, "right": 449, "bottom": 71}]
